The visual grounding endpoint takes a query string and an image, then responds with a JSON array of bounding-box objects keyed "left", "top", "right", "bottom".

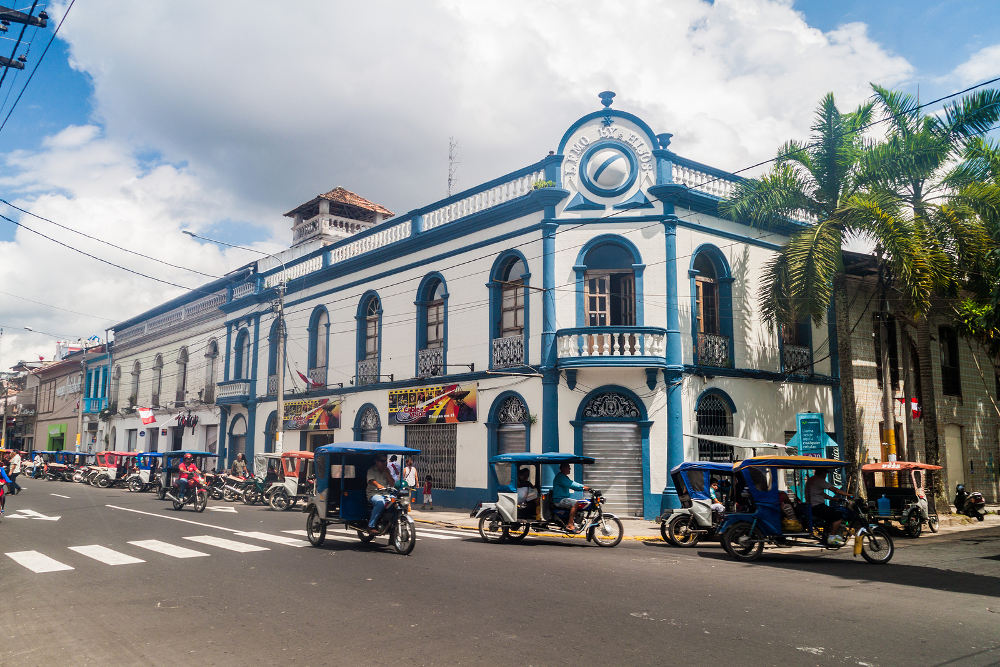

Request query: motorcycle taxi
[
  {"left": 719, "top": 455, "right": 894, "bottom": 564},
  {"left": 50, "top": 451, "right": 94, "bottom": 482},
  {"left": 862, "top": 460, "right": 941, "bottom": 537},
  {"left": 269, "top": 451, "right": 314, "bottom": 511},
  {"left": 93, "top": 451, "right": 138, "bottom": 488},
  {"left": 658, "top": 461, "right": 735, "bottom": 546},
  {"left": 126, "top": 452, "right": 163, "bottom": 492},
  {"left": 470, "top": 452, "right": 624, "bottom": 547},
  {"left": 157, "top": 450, "right": 217, "bottom": 501},
  {"left": 303, "top": 442, "right": 419, "bottom": 555},
  {"left": 242, "top": 453, "right": 283, "bottom": 505}
]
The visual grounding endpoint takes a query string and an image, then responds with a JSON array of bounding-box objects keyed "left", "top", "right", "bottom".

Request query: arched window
[
  {"left": 267, "top": 319, "right": 281, "bottom": 395},
  {"left": 355, "top": 405, "right": 382, "bottom": 442},
  {"left": 233, "top": 330, "right": 251, "bottom": 380},
  {"left": 129, "top": 361, "right": 141, "bottom": 407},
  {"left": 356, "top": 293, "right": 381, "bottom": 385},
  {"left": 583, "top": 242, "right": 636, "bottom": 327},
  {"left": 495, "top": 394, "right": 528, "bottom": 455},
  {"left": 111, "top": 365, "right": 121, "bottom": 407},
  {"left": 690, "top": 246, "right": 733, "bottom": 368},
  {"left": 416, "top": 275, "right": 447, "bottom": 377},
  {"left": 228, "top": 414, "right": 247, "bottom": 463},
  {"left": 489, "top": 253, "right": 528, "bottom": 369},
  {"left": 264, "top": 411, "right": 277, "bottom": 453},
  {"left": 151, "top": 355, "right": 163, "bottom": 407},
  {"left": 203, "top": 340, "right": 218, "bottom": 402},
  {"left": 176, "top": 347, "right": 189, "bottom": 405},
  {"left": 308, "top": 307, "right": 329, "bottom": 388},
  {"left": 696, "top": 391, "right": 734, "bottom": 462}
]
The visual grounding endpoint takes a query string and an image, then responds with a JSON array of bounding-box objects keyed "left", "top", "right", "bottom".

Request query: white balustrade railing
[
  {"left": 328, "top": 220, "right": 413, "bottom": 265},
  {"left": 115, "top": 290, "right": 227, "bottom": 345},
  {"left": 264, "top": 256, "right": 324, "bottom": 289},
  {"left": 556, "top": 328, "right": 666, "bottom": 358},
  {"left": 422, "top": 169, "right": 545, "bottom": 231},
  {"left": 672, "top": 164, "right": 738, "bottom": 200},
  {"left": 217, "top": 380, "right": 250, "bottom": 399},
  {"left": 232, "top": 282, "right": 256, "bottom": 300}
]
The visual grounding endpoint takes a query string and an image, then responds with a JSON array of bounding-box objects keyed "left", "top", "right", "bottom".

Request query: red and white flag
[
  {"left": 138, "top": 407, "right": 156, "bottom": 425},
  {"left": 896, "top": 397, "right": 921, "bottom": 419},
  {"left": 297, "top": 370, "right": 325, "bottom": 389}
]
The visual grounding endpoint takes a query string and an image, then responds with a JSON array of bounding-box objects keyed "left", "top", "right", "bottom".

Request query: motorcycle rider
[
  {"left": 552, "top": 462, "right": 590, "bottom": 531},
  {"left": 176, "top": 453, "right": 201, "bottom": 501},
  {"left": 366, "top": 455, "right": 396, "bottom": 535}
]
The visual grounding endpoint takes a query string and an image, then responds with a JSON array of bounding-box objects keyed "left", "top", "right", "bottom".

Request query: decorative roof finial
[
  {"left": 598, "top": 91, "right": 616, "bottom": 108},
  {"left": 656, "top": 133, "right": 673, "bottom": 149}
]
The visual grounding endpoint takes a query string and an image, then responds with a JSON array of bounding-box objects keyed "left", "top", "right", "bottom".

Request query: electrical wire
[{"left": 0, "top": 1, "right": 38, "bottom": 95}]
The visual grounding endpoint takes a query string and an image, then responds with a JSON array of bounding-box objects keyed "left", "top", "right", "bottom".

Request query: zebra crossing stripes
[
  {"left": 128, "top": 540, "right": 209, "bottom": 558},
  {"left": 68, "top": 545, "right": 145, "bottom": 565},
  {"left": 5, "top": 551, "right": 74, "bottom": 573},
  {"left": 233, "top": 531, "right": 308, "bottom": 547},
  {"left": 183, "top": 535, "right": 270, "bottom": 552}
]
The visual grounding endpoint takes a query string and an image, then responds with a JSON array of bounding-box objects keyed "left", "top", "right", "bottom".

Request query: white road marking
[
  {"left": 329, "top": 527, "right": 422, "bottom": 541},
  {"left": 183, "top": 535, "right": 269, "bottom": 553},
  {"left": 68, "top": 545, "right": 145, "bottom": 565},
  {"left": 6, "top": 551, "right": 74, "bottom": 573},
  {"left": 106, "top": 505, "right": 238, "bottom": 532},
  {"left": 5, "top": 508, "right": 60, "bottom": 521},
  {"left": 50, "top": 493, "right": 71, "bottom": 499},
  {"left": 417, "top": 527, "right": 469, "bottom": 539},
  {"left": 282, "top": 529, "right": 354, "bottom": 542},
  {"left": 128, "top": 540, "right": 209, "bottom": 559},
  {"left": 207, "top": 506, "right": 237, "bottom": 513},
  {"left": 233, "top": 531, "right": 308, "bottom": 547}
]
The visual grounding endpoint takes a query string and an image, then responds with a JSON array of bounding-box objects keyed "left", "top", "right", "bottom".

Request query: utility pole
[
  {"left": 0, "top": 4, "right": 47, "bottom": 76},
  {"left": 274, "top": 283, "right": 286, "bottom": 454},
  {"left": 75, "top": 340, "right": 88, "bottom": 452},
  {"left": 447, "top": 136, "right": 459, "bottom": 196}
]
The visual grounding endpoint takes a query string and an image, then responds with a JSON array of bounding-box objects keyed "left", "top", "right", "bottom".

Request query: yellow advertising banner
[{"left": 388, "top": 382, "right": 477, "bottom": 425}]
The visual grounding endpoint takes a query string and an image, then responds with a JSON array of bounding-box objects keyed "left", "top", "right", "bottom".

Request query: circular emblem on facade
[{"left": 579, "top": 141, "right": 638, "bottom": 198}]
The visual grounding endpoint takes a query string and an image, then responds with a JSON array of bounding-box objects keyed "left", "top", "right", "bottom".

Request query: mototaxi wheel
[
  {"left": 127, "top": 477, "right": 144, "bottom": 493},
  {"left": 506, "top": 522, "right": 530, "bottom": 543},
  {"left": 667, "top": 514, "right": 701, "bottom": 547},
  {"left": 270, "top": 489, "right": 290, "bottom": 511},
  {"left": 242, "top": 486, "right": 260, "bottom": 505},
  {"left": 96, "top": 474, "right": 111, "bottom": 489},
  {"left": 903, "top": 513, "right": 922, "bottom": 538},
  {"left": 157, "top": 487, "right": 167, "bottom": 501},
  {"left": 391, "top": 516, "right": 417, "bottom": 555},
  {"left": 195, "top": 490, "right": 208, "bottom": 513},
  {"left": 860, "top": 526, "right": 894, "bottom": 564},
  {"left": 721, "top": 522, "right": 764, "bottom": 562},
  {"left": 171, "top": 497, "right": 183, "bottom": 511},
  {"left": 223, "top": 488, "right": 237, "bottom": 502},
  {"left": 306, "top": 509, "right": 326, "bottom": 546},
  {"left": 478, "top": 511, "right": 508, "bottom": 543},
  {"left": 590, "top": 515, "right": 624, "bottom": 547},
  {"left": 927, "top": 517, "right": 939, "bottom": 533}
]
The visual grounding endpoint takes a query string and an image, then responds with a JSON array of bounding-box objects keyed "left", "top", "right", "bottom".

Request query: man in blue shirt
[{"left": 552, "top": 462, "right": 589, "bottom": 531}]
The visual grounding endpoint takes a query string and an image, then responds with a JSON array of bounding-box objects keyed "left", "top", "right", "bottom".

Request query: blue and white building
[{"left": 108, "top": 93, "right": 840, "bottom": 518}]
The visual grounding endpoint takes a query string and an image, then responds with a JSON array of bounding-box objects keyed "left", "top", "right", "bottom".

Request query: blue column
[
  {"left": 662, "top": 216, "right": 684, "bottom": 510},
  {"left": 541, "top": 220, "right": 559, "bottom": 487}
]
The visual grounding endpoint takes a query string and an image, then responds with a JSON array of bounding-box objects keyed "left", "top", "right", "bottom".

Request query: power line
[{"left": 0, "top": 1, "right": 38, "bottom": 94}]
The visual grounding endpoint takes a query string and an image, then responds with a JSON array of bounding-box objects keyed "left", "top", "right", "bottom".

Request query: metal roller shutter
[
  {"left": 581, "top": 422, "right": 643, "bottom": 518},
  {"left": 497, "top": 424, "right": 527, "bottom": 455}
]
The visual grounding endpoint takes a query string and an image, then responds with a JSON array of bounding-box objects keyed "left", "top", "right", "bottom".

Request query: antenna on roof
[{"left": 447, "top": 136, "right": 460, "bottom": 196}]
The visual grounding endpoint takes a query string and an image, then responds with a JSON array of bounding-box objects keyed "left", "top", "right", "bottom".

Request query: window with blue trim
[
  {"left": 233, "top": 331, "right": 250, "bottom": 380},
  {"left": 781, "top": 319, "right": 812, "bottom": 375},
  {"left": 356, "top": 295, "right": 381, "bottom": 385},
  {"left": 691, "top": 249, "right": 733, "bottom": 368},
  {"left": 417, "top": 278, "right": 446, "bottom": 377},
  {"left": 584, "top": 243, "right": 635, "bottom": 327},
  {"left": 491, "top": 255, "right": 527, "bottom": 369},
  {"left": 308, "top": 308, "right": 329, "bottom": 387}
]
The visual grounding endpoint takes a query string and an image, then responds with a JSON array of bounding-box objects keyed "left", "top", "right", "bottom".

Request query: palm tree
[
  {"left": 721, "top": 93, "right": 873, "bottom": 491},
  {"left": 846, "top": 85, "right": 1000, "bottom": 504}
]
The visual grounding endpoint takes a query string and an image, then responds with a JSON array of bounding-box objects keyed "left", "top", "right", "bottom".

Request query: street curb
[{"left": 413, "top": 518, "right": 661, "bottom": 541}]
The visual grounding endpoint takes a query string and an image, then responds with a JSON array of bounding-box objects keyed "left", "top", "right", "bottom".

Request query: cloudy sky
[{"left": 0, "top": 0, "right": 997, "bottom": 368}]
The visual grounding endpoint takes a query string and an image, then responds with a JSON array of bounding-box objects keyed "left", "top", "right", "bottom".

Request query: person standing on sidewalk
[
  {"left": 421, "top": 474, "right": 434, "bottom": 510},
  {"left": 8, "top": 450, "right": 22, "bottom": 494},
  {"left": 402, "top": 458, "right": 418, "bottom": 505}
]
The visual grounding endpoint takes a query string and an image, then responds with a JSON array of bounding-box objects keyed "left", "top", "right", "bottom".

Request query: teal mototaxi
[
  {"left": 303, "top": 442, "right": 420, "bottom": 555},
  {"left": 658, "top": 461, "right": 735, "bottom": 546},
  {"left": 470, "top": 452, "right": 624, "bottom": 547},
  {"left": 717, "top": 455, "right": 894, "bottom": 564}
]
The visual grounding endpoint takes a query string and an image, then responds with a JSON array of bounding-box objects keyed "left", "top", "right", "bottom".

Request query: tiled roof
[{"left": 284, "top": 187, "right": 393, "bottom": 219}]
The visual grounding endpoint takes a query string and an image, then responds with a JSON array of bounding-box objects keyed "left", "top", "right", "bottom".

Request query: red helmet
[{"left": 183, "top": 453, "right": 193, "bottom": 461}]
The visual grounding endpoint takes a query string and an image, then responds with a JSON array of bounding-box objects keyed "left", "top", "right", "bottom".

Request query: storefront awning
[{"left": 683, "top": 433, "right": 791, "bottom": 450}]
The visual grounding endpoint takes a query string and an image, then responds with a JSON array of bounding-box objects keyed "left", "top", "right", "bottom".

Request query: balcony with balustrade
[
  {"left": 696, "top": 332, "right": 731, "bottom": 368},
  {"left": 782, "top": 344, "right": 812, "bottom": 375},
  {"left": 216, "top": 379, "right": 251, "bottom": 404},
  {"left": 556, "top": 327, "right": 667, "bottom": 368},
  {"left": 83, "top": 397, "right": 107, "bottom": 414},
  {"left": 491, "top": 335, "right": 525, "bottom": 369}
]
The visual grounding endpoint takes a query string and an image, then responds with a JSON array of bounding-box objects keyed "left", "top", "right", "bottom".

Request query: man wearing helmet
[{"left": 176, "top": 453, "right": 200, "bottom": 500}]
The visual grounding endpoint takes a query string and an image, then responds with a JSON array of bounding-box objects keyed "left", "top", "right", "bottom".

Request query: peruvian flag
[
  {"left": 138, "top": 407, "right": 156, "bottom": 425},
  {"left": 896, "top": 397, "right": 921, "bottom": 419},
  {"left": 297, "top": 370, "right": 324, "bottom": 389}
]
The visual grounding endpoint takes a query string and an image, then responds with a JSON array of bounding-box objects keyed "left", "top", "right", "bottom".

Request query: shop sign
[
  {"left": 282, "top": 397, "right": 341, "bottom": 431},
  {"left": 388, "top": 383, "right": 477, "bottom": 425}
]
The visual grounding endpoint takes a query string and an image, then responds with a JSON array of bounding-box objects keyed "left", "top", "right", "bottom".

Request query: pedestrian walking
[
  {"left": 0, "top": 465, "right": 11, "bottom": 516},
  {"left": 421, "top": 474, "right": 434, "bottom": 510},
  {"left": 387, "top": 455, "right": 401, "bottom": 484},
  {"left": 403, "top": 458, "right": 418, "bottom": 505},
  {"left": 9, "top": 450, "right": 22, "bottom": 494}
]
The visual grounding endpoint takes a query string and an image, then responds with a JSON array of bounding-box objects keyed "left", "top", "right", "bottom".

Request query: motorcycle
[
  {"left": 163, "top": 475, "right": 209, "bottom": 512},
  {"left": 220, "top": 473, "right": 250, "bottom": 502},
  {"left": 954, "top": 484, "right": 987, "bottom": 522}
]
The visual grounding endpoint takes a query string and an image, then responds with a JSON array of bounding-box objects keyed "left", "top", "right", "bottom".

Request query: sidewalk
[{"left": 409, "top": 506, "right": 999, "bottom": 542}]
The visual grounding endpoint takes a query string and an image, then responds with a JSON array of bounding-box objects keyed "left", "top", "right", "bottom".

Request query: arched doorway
[
  {"left": 229, "top": 414, "right": 247, "bottom": 464},
  {"left": 575, "top": 388, "right": 648, "bottom": 518}
]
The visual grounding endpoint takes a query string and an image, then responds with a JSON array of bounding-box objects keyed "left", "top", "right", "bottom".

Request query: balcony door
[{"left": 585, "top": 272, "right": 635, "bottom": 354}]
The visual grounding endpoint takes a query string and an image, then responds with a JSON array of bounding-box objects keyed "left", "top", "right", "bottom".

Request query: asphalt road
[{"left": 2, "top": 479, "right": 999, "bottom": 666}]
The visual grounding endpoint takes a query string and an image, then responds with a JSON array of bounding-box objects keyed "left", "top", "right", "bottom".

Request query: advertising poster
[
  {"left": 388, "top": 383, "right": 477, "bottom": 425},
  {"left": 282, "top": 397, "right": 341, "bottom": 431}
]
